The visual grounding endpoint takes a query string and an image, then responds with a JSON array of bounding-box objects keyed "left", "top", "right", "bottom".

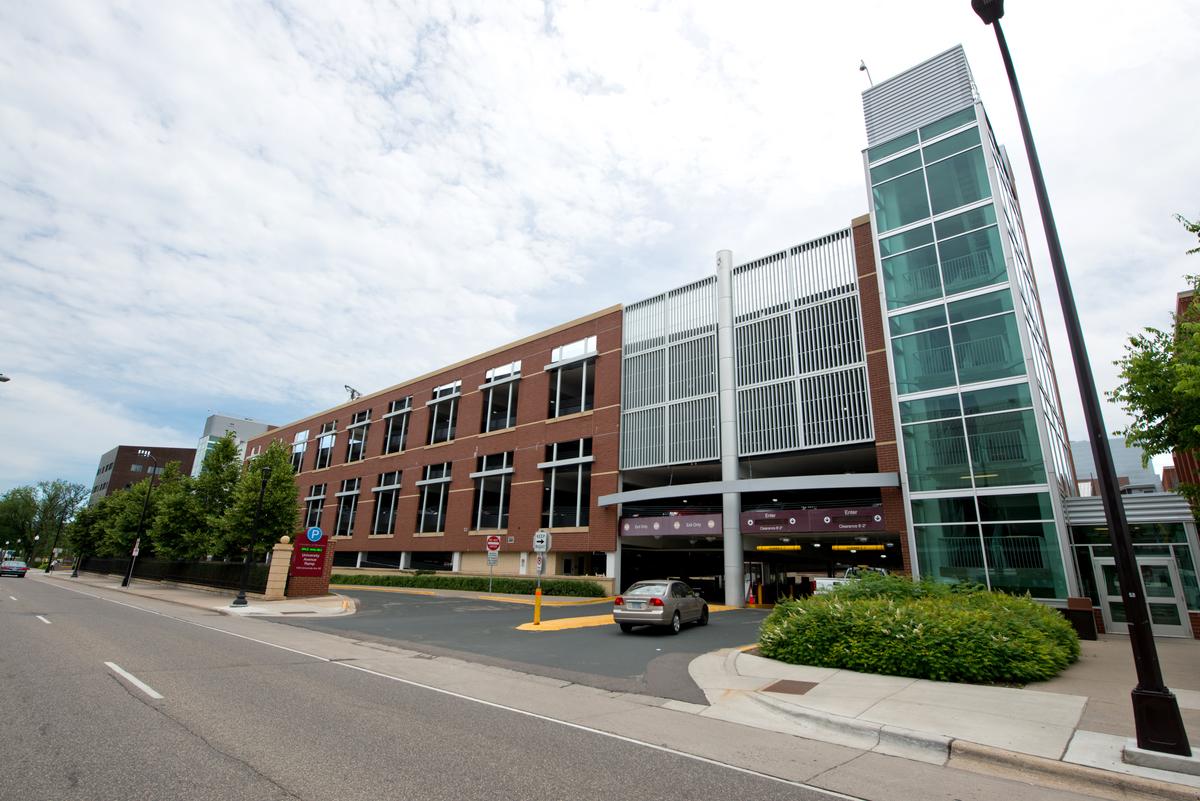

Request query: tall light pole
[
  {"left": 0, "top": 373, "right": 10, "bottom": 382},
  {"left": 971, "top": 0, "right": 1190, "bottom": 757},
  {"left": 121, "top": 450, "right": 158, "bottom": 588},
  {"left": 232, "top": 465, "right": 272, "bottom": 607}
]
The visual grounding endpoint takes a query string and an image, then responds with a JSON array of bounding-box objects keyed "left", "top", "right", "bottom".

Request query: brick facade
[
  {"left": 247, "top": 307, "right": 622, "bottom": 569},
  {"left": 90, "top": 444, "right": 197, "bottom": 506},
  {"left": 852, "top": 214, "right": 912, "bottom": 574}
]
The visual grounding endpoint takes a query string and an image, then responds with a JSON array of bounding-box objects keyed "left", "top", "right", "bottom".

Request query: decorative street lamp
[
  {"left": 970, "top": 0, "right": 1191, "bottom": 757},
  {"left": 0, "top": 373, "right": 10, "bottom": 382},
  {"left": 121, "top": 450, "right": 158, "bottom": 588},
  {"left": 232, "top": 465, "right": 272, "bottom": 607}
]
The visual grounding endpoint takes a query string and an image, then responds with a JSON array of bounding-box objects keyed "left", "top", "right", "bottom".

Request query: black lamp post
[
  {"left": 121, "top": 451, "right": 158, "bottom": 588},
  {"left": 971, "top": 0, "right": 1191, "bottom": 756},
  {"left": 232, "top": 465, "right": 271, "bottom": 607}
]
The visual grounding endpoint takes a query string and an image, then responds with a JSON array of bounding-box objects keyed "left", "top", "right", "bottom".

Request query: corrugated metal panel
[
  {"left": 1063, "top": 494, "right": 1195, "bottom": 525},
  {"left": 863, "top": 45, "right": 977, "bottom": 148}
]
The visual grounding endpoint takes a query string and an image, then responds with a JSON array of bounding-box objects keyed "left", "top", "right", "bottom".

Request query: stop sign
[{"left": 485, "top": 535, "right": 502, "bottom": 553}]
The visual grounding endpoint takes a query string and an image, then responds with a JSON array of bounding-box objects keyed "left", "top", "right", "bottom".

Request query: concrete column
[
  {"left": 263, "top": 539, "right": 292, "bottom": 600},
  {"left": 716, "top": 248, "right": 744, "bottom": 607},
  {"left": 519, "top": 552, "right": 529, "bottom": 575},
  {"left": 451, "top": 551, "right": 462, "bottom": 572},
  {"left": 399, "top": 551, "right": 411, "bottom": 570},
  {"left": 355, "top": 551, "right": 364, "bottom": 568}
]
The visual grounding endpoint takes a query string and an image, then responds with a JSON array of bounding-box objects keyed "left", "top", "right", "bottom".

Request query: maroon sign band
[
  {"left": 740, "top": 507, "right": 883, "bottom": 533},
  {"left": 620, "top": 514, "right": 722, "bottom": 536}
]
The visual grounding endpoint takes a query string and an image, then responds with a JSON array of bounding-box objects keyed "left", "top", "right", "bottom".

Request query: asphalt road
[
  {"left": 283, "top": 588, "right": 770, "bottom": 703},
  {"left": 0, "top": 577, "right": 842, "bottom": 801}
]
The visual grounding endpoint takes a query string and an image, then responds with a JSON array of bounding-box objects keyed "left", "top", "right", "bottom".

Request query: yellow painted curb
[
  {"left": 331, "top": 585, "right": 438, "bottom": 597},
  {"left": 517, "top": 614, "right": 616, "bottom": 631}
]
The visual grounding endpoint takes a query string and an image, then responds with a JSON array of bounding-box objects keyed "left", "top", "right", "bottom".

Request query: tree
[
  {"left": 1110, "top": 214, "right": 1200, "bottom": 506},
  {"left": 219, "top": 441, "right": 298, "bottom": 560},
  {"left": 194, "top": 432, "right": 242, "bottom": 525},
  {"left": 34, "top": 479, "right": 90, "bottom": 563},
  {"left": 148, "top": 462, "right": 206, "bottom": 560},
  {"left": 66, "top": 501, "right": 109, "bottom": 560},
  {"left": 97, "top": 479, "right": 158, "bottom": 558},
  {"left": 0, "top": 487, "right": 39, "bottom": 560}
]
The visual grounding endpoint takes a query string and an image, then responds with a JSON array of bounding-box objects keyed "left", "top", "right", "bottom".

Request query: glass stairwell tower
[{"left": 860, "top": 46, "right": 1076, "bottom": 599}]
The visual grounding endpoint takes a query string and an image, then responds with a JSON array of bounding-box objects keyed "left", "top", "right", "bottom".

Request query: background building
[
  {"left": 1070, "top": 437, "right": 1161, "bottom": 495},
  {"left": 192, "top": 413, "right": 274, "bottom": 477},
  {"left": 89, "top": 444, "right": 197, "bottom": 506}
]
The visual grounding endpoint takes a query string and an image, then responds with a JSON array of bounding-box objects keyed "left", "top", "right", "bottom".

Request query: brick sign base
[{"left": 287, "top": 538, "right": 335, "bottom": 598}]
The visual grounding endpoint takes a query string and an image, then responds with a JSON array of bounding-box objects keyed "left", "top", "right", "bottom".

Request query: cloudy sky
[{"left": 2, "top": 1, "right": 1197, "bottom": 493}]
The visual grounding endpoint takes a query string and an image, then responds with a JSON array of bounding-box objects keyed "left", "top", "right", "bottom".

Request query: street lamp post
[
  {"left": 121, "top": 451, "right": 158, "bottom": 588},
  {"left": 232, "top": 465, "right": 272, "bottom": 607},
  {"left": 971, "top": 0, "right": 1191, "bottom": 757},
  {"left": 28, "top": 535, "right": 39, "bottom": 562}
]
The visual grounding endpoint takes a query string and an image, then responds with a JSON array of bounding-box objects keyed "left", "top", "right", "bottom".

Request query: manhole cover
[{"left": 764, "top": 679, "right": 817, "bottom": 695}]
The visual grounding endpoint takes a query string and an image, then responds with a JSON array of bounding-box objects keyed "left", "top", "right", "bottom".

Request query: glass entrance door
[{"left": 1094, "top": 557, "right": 1191, "bottom": 638}]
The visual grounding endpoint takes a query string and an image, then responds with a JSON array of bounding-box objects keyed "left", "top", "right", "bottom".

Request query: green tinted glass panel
[
  {"left": 977, "top": 492, "right": 1053, "bottom": 521},
  {"left": 914, "top": 524, "right": 986, "bottom": 586},
  {"left": 926, "top": 148, "right": 990, "bottom": 215},
  {"left": 981, "top": 521, "right": 1068, "bottom": 598},
  {"left": 911, "top": 497, "right": 977, "bottom": 524},
  {"left": 889, "top": 305, "right": 947, "bottom": 336},
  {"left": 1073, "top": 548, "right": 1100, "bottom": 604},
  {"left": 1174, "top": 546, "right": 1199, "bottom": 609},
  {"left": 919, "top": 107, "right": 977, "bottom": 141},
  {"left": 938, "top": 226, "right": 1007, "bottom": 295},
  {"left": 899, "top": 393, "right": 961, "bottom": 424},
  {"left": 868, "top": 131, "right": 919, "bottom": 163},
  {"left": 903, "top": 420, "right": 971, "bottom": 491},
  {"left": 882, "top": 246, "right": 941, "bottom": 309},
  {"left": 962, "top": 382, "right": 1032, "bottom": 415},
  {"left": 923, "top": 127, "right": 982, "bottom": 164},
  {"left": 879, "top": 224, "right": 934, "bottom": 258},
  {"left": 873, "top": 171, "right": 931, "bottom": 233},
  {"left": 892, "top": 328, "right": 955, "bottom": 394},
  {"left": 948, "top": 288, "right": 1013, "bottom": 323},
  {"left": 1070, "top": 526, "right": 1109, "bottom": 545},
  {"left": 952, "top": 313, "right": 1025, "bottom": 385},
  {"left": 1130, "top": 523, "right": 1187, "bottom": 543},
  {"left": 965, "top": 409, "right": 1045, "bottom": 487},
  {"left": 870, "top": 151, "right": 922, "bottom": 185},
  {"left": 935, "top": 204, "right": 997, "bottom": 240}
]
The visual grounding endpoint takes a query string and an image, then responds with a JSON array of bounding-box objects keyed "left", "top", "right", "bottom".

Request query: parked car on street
[
  {"left": 0, "top": 560, "right": 29, "bottom": 577},
  {"left": 613, "top": 579, "right": 708, "bottom": 634}
]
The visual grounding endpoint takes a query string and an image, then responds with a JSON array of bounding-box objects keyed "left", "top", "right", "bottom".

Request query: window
[
  {"left": 290, "top": 430, "right": 309, "bottom": 473},
  {"left": 334, "top": 478, "right": 361, "bottom": 537},
  {"left": 346, "top": 410, "right": 370, "bottom": 462},
  {"left": 382, "top": 396, "right": 412, "bottom": 454},
  {"left": 427, "top": 381, "right": 461, "bottom": 445},
  {"left": 416, "top": 462, "right": 452, "bottom": 533},
  {"left": 314, "top": 421, "right": 336, "bottom": 469},
  {"left": 372, "top": 471, "right": 401, "bottom": 536},
  {"left": 541, "top": 439, "right": 592, "bottom": 528},
  {"left": 548, "top": 336, "right": 597, "bottom": 418},
  {"left": 304, "top": 484, "right": 326, "bottom": 529},
  {"left": 130, "top": 464, "right": 144, "bottom": 473},
  {"left": 481, "top": 361, "right": 521, "bottom": 432},
  {"left": 471, "top": 452, "right": 513, "bottom": 530}
]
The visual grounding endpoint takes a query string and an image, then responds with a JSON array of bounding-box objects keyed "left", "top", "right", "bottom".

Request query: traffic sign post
[
  {"left": 531, "top": 531, "right": 550, "bottom": 626},
  {"left": 485, "top": 535, "right": 501, "bottom": 592}
]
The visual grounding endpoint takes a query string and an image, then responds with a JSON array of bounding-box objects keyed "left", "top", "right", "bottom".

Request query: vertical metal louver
[
  {"left": 621, "top": 277, "right": 719, "bottom": 469},
  {"left": 734, "top": 228, "right": 873, "bottom": 456}
]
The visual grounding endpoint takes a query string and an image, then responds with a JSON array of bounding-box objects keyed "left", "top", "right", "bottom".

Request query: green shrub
[
  {"left": 759, "top": 581, "right": 1079, "bottom": 684},
  {"left": 330, "top": 572, "right": 607, "bottom": 597}
]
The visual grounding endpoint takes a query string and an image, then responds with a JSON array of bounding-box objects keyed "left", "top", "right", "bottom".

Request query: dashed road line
[
  {"left": 104, "top": 662, "right": 164, "bottom": 700},
  {"left": 36, "top": 614, "right": 51, "bottom": 624}
]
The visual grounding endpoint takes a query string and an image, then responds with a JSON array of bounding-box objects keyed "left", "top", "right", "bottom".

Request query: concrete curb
[
  {"left": 750, "top": 691, "right": 951, "bottom": 764},
  {"left": 950, "top": 740, "right": 1200, "bottom": 801}
]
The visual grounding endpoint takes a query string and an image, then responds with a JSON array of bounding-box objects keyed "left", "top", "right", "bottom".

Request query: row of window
[
  {"left": 287, "top": 339, "right": 599, "bottom": 474},
  {"left": 304, "top": 439, "right": 594, "bottom": 537}
]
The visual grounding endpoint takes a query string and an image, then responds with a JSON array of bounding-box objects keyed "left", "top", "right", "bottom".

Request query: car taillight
[
  {"left": 650, "top": 597, "right": 664, "bottom": 607},
  {"left": 613, "top": 596, "right": 623, "bottom": 605}
]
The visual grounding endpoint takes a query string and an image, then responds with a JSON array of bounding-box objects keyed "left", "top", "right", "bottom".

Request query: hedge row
[
  {"left": 759, "top": 575, "right": 1080, "bottom": 684},
  {"left": 330, "top": 572, "right": 607, "bottom": 597}
]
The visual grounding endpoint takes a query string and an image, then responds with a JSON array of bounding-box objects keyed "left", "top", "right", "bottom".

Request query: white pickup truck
[{"left": 812, "top": 566, "right": 887, "bottom": 594}]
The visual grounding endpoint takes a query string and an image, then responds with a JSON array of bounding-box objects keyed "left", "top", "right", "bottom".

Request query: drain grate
[{"left": 763, "top": 679, "right": 818, "bottom": 695}]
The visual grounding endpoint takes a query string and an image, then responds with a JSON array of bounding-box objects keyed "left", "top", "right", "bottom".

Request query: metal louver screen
[
  {"left": 738, "top": 382, "right": 799, "bottom": 454},
  {"left": 623, "top": 349, "right": 665, "bottom": 410},
  {"left": 669, "top": 396, "right": 719, "bottom": 463},
  {"left": 798, "top": 368, "right": 871, "bottom": 447},
  {"left": 621, "top": 407, "right": 666, "bottom": 469},
  {"left": 862, "top": 45, "right": 976, "bottom": 148}
]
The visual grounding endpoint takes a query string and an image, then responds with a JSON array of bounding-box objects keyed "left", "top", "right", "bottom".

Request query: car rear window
[{"left": 624, "top": 584, "right": 667, "bottom": 597}]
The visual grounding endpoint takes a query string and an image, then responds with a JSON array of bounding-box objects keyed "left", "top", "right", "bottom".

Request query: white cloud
[{"left": 1, "top": 1, "right": 1198, "bottom": 491}]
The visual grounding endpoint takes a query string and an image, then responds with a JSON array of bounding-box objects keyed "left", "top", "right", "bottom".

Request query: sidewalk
[
  {"left": 689, "top": 637, "right": 1200, "bottom": 800},
  {"left": 35, "top": 569, "right": 353, "bottom": 617}
]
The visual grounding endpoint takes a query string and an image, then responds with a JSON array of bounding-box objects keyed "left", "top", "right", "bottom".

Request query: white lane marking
[
  {"left": 41, "top": 580, "right": 862, "bottom": 800},
  {"left": 36, "top": 615, "right": 51, "bottom": 624},
  {"left": 104, "top": 662, "right": 164, "bottom": 700},
  {"left": 9, "top": 596, "right": 16, "bottom": 601}
]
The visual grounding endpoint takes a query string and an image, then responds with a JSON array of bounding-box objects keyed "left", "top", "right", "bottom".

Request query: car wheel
[
  {"left": 698, "top": 606, "right": 709, "bottom": 626},
  {"left": 669, "top": 611, "right": 681, "bottom": 635},
  {"left": 619, "top": 623, "right": 634, "bottom": 633}
]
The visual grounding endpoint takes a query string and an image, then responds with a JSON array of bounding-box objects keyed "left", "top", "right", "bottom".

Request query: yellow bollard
[
  {"left": 756, "top": 584, "right": 763, "bottom": 606},
  {"left": 533, "top": 587, "right": 542, "bottom": 626}
]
